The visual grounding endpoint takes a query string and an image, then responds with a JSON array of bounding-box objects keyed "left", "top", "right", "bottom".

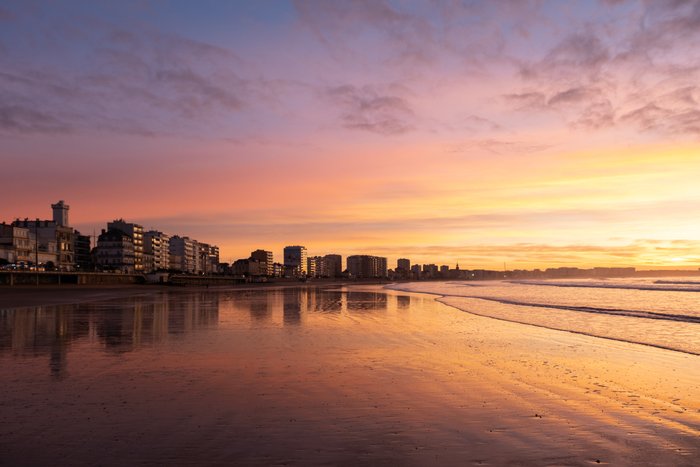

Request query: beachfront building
[
  {"left": 323, "top": 254, "right": 343, "bottom": 278},
  {"left": 108, "top": 219, "right": 144, "bottom": 272},
  {"left": 232, "top": 258, "right": 265, "bottom": 277},
  {"left": 250, "top": 249, "right": 274, "bottom": 276},
  {"left": 12, "top": 219, "right": 74, "bottom": 271},
  {"left": 144, "top": 231, "right": 170, "bottom": 273},
  {"left": 95, "top": 228, "right": 135, "bottom": 273},
  {"left": 169, "top": 236, "right": 196, "bottom": 273},
  {"left": 205, "top": 244, "right": 220, "bottom": 274},
  {"left": 307, "top": 256, "right": 323, "bottom": 278},
  {"left": 395, "top": 258, "right": 411, "bottom": 279},
  {"left": 73, "top": 231, "right": 93, "bottom": 271},
  {"left": 283, "top": 245, "right": 307, "bottom": 277},
  {"left": 347, "top": 255, "right": 388, "bottom": 279},
  {"left": 0, "top": 223, "right": 34, "bottom": 266}
]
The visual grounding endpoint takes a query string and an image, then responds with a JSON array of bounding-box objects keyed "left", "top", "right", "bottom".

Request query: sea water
[{"left": 388, "top": 277, "right": 700, "bottom": 355}]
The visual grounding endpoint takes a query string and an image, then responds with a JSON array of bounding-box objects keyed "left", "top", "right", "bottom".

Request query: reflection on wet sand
[
  {"left": 1, "top": 286, "right": 698, "bottom": 466},
  {"left": 0, "top": 293, "right": 220, "bottom": 378}
]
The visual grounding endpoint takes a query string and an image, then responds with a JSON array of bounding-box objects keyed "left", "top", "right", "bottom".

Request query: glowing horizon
[{"left": 2, "top": 1, "right": 700, "bottom": 270}]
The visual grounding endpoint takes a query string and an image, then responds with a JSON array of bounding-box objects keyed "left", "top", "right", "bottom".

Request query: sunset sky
[{"left": 2, "top": 0, "right": 700, "bottom": 269}]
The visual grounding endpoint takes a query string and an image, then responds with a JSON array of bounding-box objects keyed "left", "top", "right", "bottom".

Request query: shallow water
[
  {"left": 1, "top": 285, "right": 698, "bottom": 466},
  {"left": 388, "top": 278, "right": 700, "bottom": 355}
]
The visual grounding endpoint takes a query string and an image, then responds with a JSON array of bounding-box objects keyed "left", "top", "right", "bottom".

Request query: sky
[{"left": 2, "top": 0, "right": 700, "bottom": 270}]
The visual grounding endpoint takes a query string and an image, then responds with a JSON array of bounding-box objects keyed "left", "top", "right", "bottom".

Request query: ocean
[
  {"left": 387, "top": 277, "right": 700, "bottom": 356},
  {"left": 388, "top": 277, "right": 700, "bottom": 355}
]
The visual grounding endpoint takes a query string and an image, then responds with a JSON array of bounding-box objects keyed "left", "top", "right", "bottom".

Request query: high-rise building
[
  {"left": 397, "top": 258, "right": 410, "bottom": 272},
  {"left": 347, "top": 255, "right": 388, "bottom": 278},
  {"left": 251, "top": 249, "right": 274, "bottom": 276},
  {"left": 144, "top": 231, "right": 170, "bottom": 273},
  {"left": 95, "top": 228, "right": 135, "bottom": 273},
  {"left": 283, "top": 245, "right": 307, "bottom": 277},
  {"left": 323, "top": 254, "right": 343, "bottom": 278},
  {"left": 307, "top": 256, "right": 323, "bottom": 278},
  {"left": 169, "top": 236, "right": 196, "bottom": 273},
  {"left": 73, "top": 231, "right": 93, "bottom": 271},
  {"left": 108, "top": 219, "right": 144, "bottom": 272}
]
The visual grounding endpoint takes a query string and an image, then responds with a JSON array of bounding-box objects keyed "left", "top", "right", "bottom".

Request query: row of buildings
[
  {"left": 231, "top": 247, "right": 377, "bottom": 279},
  {"left": 0, "top": 201, "right": 220, "bottom": 274},
  {"left": 3, "top": 201, "right": 500, "bottom": 280}
]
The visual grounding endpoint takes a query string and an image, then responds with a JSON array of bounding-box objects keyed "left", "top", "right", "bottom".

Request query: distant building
[
  {"left": 144, "top": 231, "right": 170, "bottom": 273},
  {"left": 206, "top": 244, "right": 220, "bottom": 274},
  {"left": 108, "top": 219, "right": 144, "bottom": 272},
  {"left": 347, "top": 255, "right": 388, "bottom": 278},
  {"left": 73, "top": 231, "right": 93, "bottom": 271},
  {"left": 233, "top": 258, "right": 264, "bottom": 277},
  {"left": 169, "top": 236, "right": 195, "bottom": 273},
  {"left": 95, "top": 228, "right": 135, "bottom": 273},
  {"left": 422, "top": 264, "right": 438, "bottom": 278},
  {"left": 250, "top": 249, "right": 274, "bottom": 276},
  {"left": 397, "top": 258, "right": 410, "bottom": 272},
  {"left": 0, "top": 223, "right": 34, "bottom": 266},
  {"left": 410, "top": 264, "right": 422, "bottom": 277},
  {"left": 323, "top": 254, "right": 343, "bottom": 278},
  {"left": 307, "top": 256, "right": 323, "bottom": 278},
  {"left": 440, "top": 265, "right": 449, "bottom": 275},
  {"left": 284, "top": 245, "right": 307, "bottom": 277},
  {"left": 12, "top": 218, "right": 73, "bottom": 271}
]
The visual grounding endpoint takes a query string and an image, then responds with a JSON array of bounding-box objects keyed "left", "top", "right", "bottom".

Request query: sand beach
[{"left": 1, "top": 284, "right": 698, "bottom": 465}]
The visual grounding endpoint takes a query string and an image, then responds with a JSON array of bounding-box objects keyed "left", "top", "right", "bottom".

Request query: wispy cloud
[{"left": 325, "top": 84, "right": 414, "bottom": 134}]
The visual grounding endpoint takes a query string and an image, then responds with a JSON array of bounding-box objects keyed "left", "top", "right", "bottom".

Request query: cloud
[
  {"left": 446, "top": 138, "right": 553, "bottom": 156},
  {"left": 325, "top": 84, "right": 414, "bottom": 135},
  {"left": 0, "top": 17, "right": 252, "bottom": 136},
  {"left": 0, "top": 105, "right": 70, "bottom": 133},
  {"left": 502, "top": 92, "right": 546, "bottom": 111}
]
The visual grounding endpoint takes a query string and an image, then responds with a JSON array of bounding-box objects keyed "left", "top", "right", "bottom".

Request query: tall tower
[{"left": 51, "top": 200, "right": 70, "bottom": 227}]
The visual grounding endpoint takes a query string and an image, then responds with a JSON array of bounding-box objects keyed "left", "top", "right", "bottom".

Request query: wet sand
[
  {"left": 0, "top": 280, "right": 388, "bottom": 309},
  {"left": 1, "top": 286, "right": 698, "bottom": 465}
]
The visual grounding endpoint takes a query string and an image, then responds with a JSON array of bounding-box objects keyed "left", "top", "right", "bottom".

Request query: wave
[
  {"left": 654, "top": 280, "right": 700, "bottom": 285},
  {"left": 435, "top": 297, "right": 700, "bottom": 357},
  {"left": 466, "top": 296, "right": 700, "bottom": 325},
  {"left": 509, "top": 280, "right": 700, "bottom": 293}
]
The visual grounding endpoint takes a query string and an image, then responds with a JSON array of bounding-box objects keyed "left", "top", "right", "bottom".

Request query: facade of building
[
  {"left": 95, "top": 228, "right": 135, "bottom": 273},
  {"left": 397, "top": 258, "right": 410, "bottom": 272},
  {"left": 323, "top": 254, "right": 343, "bottom": 278},
  {"left": 232, "top": 258, "right": 264, "bottom": 277},
  {"left": 206, "top": 244, "right": 220, "bottom": 274},
  {"left": 347, "top": 255, "right": 388, "bottom": 278},
  {"left": 107, "top": 219, "right": 144, "bottom": 272},
  {"left": 250, "top": 249, "right": 274, "bottom": 276},
  {"left": 283, "top": 245, "right": 307, "bottom": 277},
  {"left": 143, "top": 230, "right": 170, "bottom": 273},
  {"left": 0, "top": 223, "right": 34, "bottom": 266},
  {"left": 12, "top": 219, "right": 73, "bottom": 270},
  {"left": 169, "top": 236, "right": 195, "bottom": 273},
  {"left": 73, "top": 231, "right": 93, "bottom": 271}
]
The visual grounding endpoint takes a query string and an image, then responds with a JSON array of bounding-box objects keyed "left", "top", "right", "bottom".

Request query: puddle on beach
[{"left": 1, "top": 286, "right": 698, "bottom": 466}]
